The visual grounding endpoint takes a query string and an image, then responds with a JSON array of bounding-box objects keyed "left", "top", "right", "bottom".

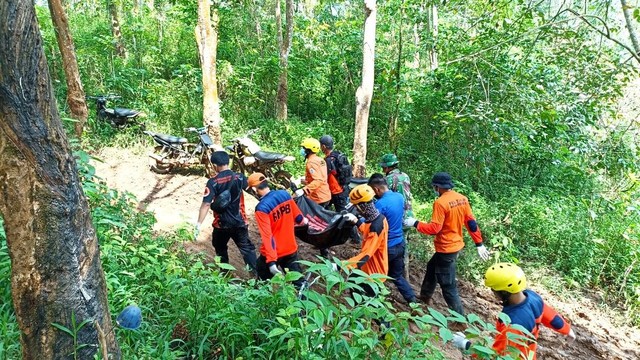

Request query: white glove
[
  {"left": 567, "top": 329, "right": 576, "bottom": 343},
  {"left": 452, "top": 331, "right": 470, "bottom": 350},
  {"left": 269, "top": 264, "right": 282, "bottom": 275},
  {"left": 294, "top": 189, "right": 305, "bottom": 198},
  {"left": 403, "top": 217, "right": 417, "bottom": 227},
  {"left": 301, "top": 217, "right": 309, "bottom": 226},
  {"left": 476, "top": 245, "right": 490, "bottom": 261},
  {"left": 193, "top": 223, "right": 201, "bottom": 240},
  {"left": 343, "top": 213, "right": 357, "bottom": 224}
]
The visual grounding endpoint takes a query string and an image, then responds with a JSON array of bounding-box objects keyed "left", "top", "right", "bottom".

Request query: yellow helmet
[
  {"left": 484, "top": 263, "right": 527, "bottom": 293},
  {"left": 349, "top": 184, "right": 375, "bottom": 205},
  {"left": 301, "top": 138, "right": 321, "bottom": 153}
]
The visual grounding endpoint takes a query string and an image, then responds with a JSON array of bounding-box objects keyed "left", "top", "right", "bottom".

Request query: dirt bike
[
  {"left": 144, "top": 126, "right": 218, "bottom": 177},
  {"left": 87, "top": 95, "right": 146, "bottom": 129},
  {"left": 226, "top": 128, "right": 295, "bottom": 190}
]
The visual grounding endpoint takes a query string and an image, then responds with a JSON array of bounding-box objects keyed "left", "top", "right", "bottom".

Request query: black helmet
[{"left": 431, "top": 172, "right": 454, "bottom": 189}]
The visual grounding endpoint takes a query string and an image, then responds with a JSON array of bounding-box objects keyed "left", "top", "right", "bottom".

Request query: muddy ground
[{"left": 93, "top": 147, "right": 640, "bottom": 359}]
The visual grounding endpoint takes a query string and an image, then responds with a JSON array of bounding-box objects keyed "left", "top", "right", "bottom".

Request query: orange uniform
[
  {"left": 254, "top": 189, "right": 305, "bottom": 263},
  {"left": 416, "top": 190, "right": 483, "bottom": 253},
  {"left": 491, "top": 289, "right": 571, "bottom": 359},
  {"left": 303, "top": 153, "right": 331, "bottom": 204},
  {"left": 347, "top": 215, "right": 389, "bottom": 280}
]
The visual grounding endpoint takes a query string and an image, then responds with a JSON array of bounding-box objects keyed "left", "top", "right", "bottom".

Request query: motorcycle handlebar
[
  {"left": 86, "top": 95, "right": 121, "bottom": 100},
  {"left": 184, "top": 125, "right": 209, "bottom": 133},
  {"left": 231, "top": 128, "right": 260, "bottom": 141}
]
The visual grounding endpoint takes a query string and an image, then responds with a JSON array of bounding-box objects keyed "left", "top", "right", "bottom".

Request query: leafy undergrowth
[{"left": 78, "top": 150, "right": 518, "bottom": 359}]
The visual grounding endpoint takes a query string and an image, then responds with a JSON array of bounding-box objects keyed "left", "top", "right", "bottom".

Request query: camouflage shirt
[{"left": 386, "top": 168, "right": 414, "bottom": 218}]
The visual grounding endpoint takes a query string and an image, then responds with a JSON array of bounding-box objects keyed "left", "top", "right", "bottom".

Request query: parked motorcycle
[
  {"left": 144, "top": 126, "right": 218, "bottom": 177},
  {"left": 226, "top": 129, "right": 295, "bottom": 190},
  {"left": 87, "top": 95, "right": 145, "bottom": 129}
]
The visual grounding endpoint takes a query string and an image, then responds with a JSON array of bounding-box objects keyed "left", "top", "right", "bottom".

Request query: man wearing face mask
[
  {"left": 295, "top": 138, "right": 331, "bottom": 208},
  {"left": 368, "top": 173, "right": 416, "bottom": 304},
  {"left": 249, "top": 172, "right": 308, "bottom": 288},
  {"left": 404, "top": 172, "right": 490, "bottom": 328},
  {"left": 342, "top": 184, "right": 389, "bottom": 297}
]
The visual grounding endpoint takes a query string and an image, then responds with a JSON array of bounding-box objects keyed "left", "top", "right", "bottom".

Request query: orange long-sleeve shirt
[
  {"left": 303, "top": 153, "right": 331, "bottom": 204},
  {"left": 491, "top": 289, "right": 571, "bottom": 359},
  {"left": 414, "top": 190, "right": 483, "bottom": 253},
  {"left": 347, "top": 215, "right": 389, "bottom": 280},
  {"left": 255, "top": 190, "right": 305, "bottom": 263}
]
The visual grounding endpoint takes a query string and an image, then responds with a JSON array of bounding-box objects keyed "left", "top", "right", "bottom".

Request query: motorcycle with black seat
[
  {"left": 87, "top": 95, "right": 146, "bottom": 129},
  {"left": 143, "top": 126, "right": 219, "bottom": 177},
  {"left": 226, "top": 129, "right": 295, "bottom": 191}
]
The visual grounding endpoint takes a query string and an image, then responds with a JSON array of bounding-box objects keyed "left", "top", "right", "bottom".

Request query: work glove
[
  {"left": 294, "top": 189, "right": 305, "bottom": 198},
  {"left": 452, "top": 332, "right": 470, "bottom": 351},
  {"left": 343, "top": 213, "right": 358, "bottom": 224},
  {"left": 567, "top": 329, "right": 576, "bottom": 343},
  {"left": 403, "top": 217, "right": 417, "bottom": 228},
  {"left": 193, "top": 223, "right": 201, "bottom": 240},
  {"left": 268, "top": 263, "right": 282, "bottom": 276},
  {"left": 301, "top": 217, "right": 309, "bottom": 226},
  {"left": 476, "top": 245, "right": 490, "bottom": 261}
]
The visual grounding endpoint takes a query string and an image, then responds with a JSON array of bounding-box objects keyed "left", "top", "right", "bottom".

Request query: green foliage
[
  {"left": 51, "top": 312, "right": 94, "bottom": 360},
  {"left": 0, "top": 217, "right": 22, "bottom": 359}
]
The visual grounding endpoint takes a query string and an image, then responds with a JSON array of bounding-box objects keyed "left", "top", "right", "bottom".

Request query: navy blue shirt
[{"left": 374, "top": 191, "right": 405, "bottom": 247}]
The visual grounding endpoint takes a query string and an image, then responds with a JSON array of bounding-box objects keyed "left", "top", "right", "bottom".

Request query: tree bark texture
[
  {"left": 620, "top": 0, "right": 640, "bottom": 56},
  {"left": 109, "top": 0, "right": 127, "bottom": 58},
  {"left": 352, "top": 0, "right": 377, "bottom": 178},
  {"left": 196, "top": 0, "right": 222, "bottom": 145},
  {"left": 275, "top": 0, "right": 293, "bottom": 121},
  {"left": 47, "top": 0, "right": 89, "bottom": 138},
  {"left": 427, "top": 2, "right": 438, "bottom": 71},
  {"left": 0, "top": 2, "right": 121, "bottom": 359}
]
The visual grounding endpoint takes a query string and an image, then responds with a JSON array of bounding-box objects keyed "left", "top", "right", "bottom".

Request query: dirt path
[{"left": 92, "top": 147, "right": 640, "bottom": 360}]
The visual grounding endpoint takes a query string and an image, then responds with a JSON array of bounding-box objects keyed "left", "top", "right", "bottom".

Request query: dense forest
[{"left": 1, "top": 0, "right": 639, "bottom": 359}]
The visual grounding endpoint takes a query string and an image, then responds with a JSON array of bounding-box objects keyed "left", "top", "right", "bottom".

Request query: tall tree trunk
[
  {"left": 47, "top": 0, "right": 89, "bottom": 138},
  {"left": 275, "top": 0, "right": 293, "bottom": 121},
  {"left": 389, "top": 8, "right": 403, "bottom": 151},
  {"left": 427, "top": 2, "right": 438, "bottom": 71},
  {"left": 621, "top": 0, "right": 640, "bottom": 56},
  {"left": 0, "top": 1, "right": 120, "bottom": 359},
  {"left": 109, "top": 0, "right": 127, "bottom": 58},
  {"left": 352, "top": 0, "right": 377, "bottom": 178},
  {"left": 196, "top": 0, "right": 222, "bottom": 145}
]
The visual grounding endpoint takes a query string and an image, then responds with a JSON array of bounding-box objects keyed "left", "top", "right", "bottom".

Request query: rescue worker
[
  {"left": 319, "top": 135, "right": 349, "bottom": 212},
  {"left": 249, "top": 172, "right": 308, "bottom": 288},
  {"left": 295, "top": 138, "right": 331, "bottom": 208},
  {"left": 379, "top": 153, "right": 414, "bottom": 220},
  {"left": 342, "top": 184, "right": 389, "bottom": 298},
  {"left": 451, "top": 263, "right": 576, "bottom": 359},
  {"left": 380, "top": 153, "right": 414, "bottom": 279},
  {"left": 368, "top": 174, "right": 416, "bottom": 304},
  {"left": 404, "top": 172, "right": 490, "bottom": 320},
  {"left": 195, "top": 151, "right": 257, "bottom": 273}
]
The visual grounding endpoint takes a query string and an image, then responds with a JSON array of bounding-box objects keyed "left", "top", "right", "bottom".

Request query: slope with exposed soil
[{"left": 92, "top": 147, "right": 640, "bottom": 360}]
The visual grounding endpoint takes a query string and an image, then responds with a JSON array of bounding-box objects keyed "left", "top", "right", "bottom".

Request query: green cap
[{"left": 379, "top": 153, "right": 399, "bottom": 167}]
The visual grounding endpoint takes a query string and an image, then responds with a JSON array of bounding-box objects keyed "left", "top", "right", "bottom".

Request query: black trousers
[
  {"left": 256, "top": 252, "right": 304, "bottom": 288},
  {"left": 212, "top": 226, "right": 257, "bottom": 272},
  {"left": 420, "top": 251, "right": 464, "bottom": 316},
  {"left": 329, "top": 188, "right": 349, "bottom": 212}
]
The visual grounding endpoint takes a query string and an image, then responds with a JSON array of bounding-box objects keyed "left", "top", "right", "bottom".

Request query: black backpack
[{"left": 329, "top": 151, "right": 353, "bottom": 187}]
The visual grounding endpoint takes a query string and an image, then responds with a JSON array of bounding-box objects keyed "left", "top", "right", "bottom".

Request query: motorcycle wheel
[
  {"left": 149, "top": 146, "right": 175, "bottom": 174},
  {"left": 272, "top": 170, "right": 293, "bottom": 190}
]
